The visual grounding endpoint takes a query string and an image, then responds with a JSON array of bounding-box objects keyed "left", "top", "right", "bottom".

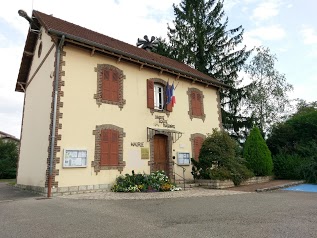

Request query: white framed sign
[
  {"left": 177, "top": 152, "right": 190, "bottom": 165},
  {"left": 63, "top": 149, "right": 87, "bottom": 168}
]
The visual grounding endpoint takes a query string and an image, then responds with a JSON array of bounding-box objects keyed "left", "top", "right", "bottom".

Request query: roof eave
[
  {"left": 48, "top": 29, "right": 228, "bottom": 89},
  {"left": 15, "top": 28, "right": 39, "bottom": 92}
]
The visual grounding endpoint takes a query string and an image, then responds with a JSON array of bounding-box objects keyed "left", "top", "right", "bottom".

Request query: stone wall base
[
  {"left": 16, "top": 183, "right": 112, "bottom": 197},
  {"left": 196, "top": 176, "right": 273, "bottom": 189}
]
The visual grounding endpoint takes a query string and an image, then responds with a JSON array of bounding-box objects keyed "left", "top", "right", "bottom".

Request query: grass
[{"left": 0, "top": 179, "right": 16, "bottom": 185}]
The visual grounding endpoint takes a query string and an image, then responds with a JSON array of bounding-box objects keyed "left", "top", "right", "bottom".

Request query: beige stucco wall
[
  {"left": 17, "top": 29, "right": 56, "bottom": 187},
  {"left": 56, "top": 45, "right": 221, "bottom": 187}
]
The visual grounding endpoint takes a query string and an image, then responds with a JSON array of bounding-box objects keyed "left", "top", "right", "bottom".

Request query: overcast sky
[{"left": 1, "top": 0, "right": 316, "bottom": 138}]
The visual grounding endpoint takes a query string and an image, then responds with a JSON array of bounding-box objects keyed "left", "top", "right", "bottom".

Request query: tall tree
[
  {"left": 243, "top": 46, "right": 293, "bottom": 135},
  {"left": 153, "top": 0, "right": 252, "bottom": 141}
]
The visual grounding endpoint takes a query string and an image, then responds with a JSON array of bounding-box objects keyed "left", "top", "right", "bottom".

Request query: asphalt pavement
[
  {"left": 0, "top": 182, "right": 40, "bottom": 202},
  {"left": 0, "top": 184, "right": 316, "bottom": 238}
]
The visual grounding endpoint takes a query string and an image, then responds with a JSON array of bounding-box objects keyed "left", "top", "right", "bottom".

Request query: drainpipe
[{"left": 48, "top": 35, "right": 65, "bottom": 197}]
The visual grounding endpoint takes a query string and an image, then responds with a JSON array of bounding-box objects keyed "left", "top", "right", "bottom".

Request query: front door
[{"left": 153, "top": 134, "right": 169, "bottom": 175}]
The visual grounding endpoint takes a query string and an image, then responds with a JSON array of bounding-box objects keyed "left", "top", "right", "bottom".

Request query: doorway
[{"left": 153, "top": 134, "right": 169, "bottom": 175}]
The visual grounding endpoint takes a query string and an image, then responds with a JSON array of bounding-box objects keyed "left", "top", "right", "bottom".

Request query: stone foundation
[
  {"left": 196, "top": 176, "right": 273, "bottom": 189},
  {"left": 16, "top": 183, "right": 112, "bottom": 197}
]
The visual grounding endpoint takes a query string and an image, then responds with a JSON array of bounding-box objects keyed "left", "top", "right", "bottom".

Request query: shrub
[
  {"left": 301, "top": 160, "right": 317, "bottom": 184},
  {"left": 273, "top": 154, "right": 304, "bottom": 179},
  {"left": 0, "top": 140, "right": 18, "bottom": 179},
  {"left": 243, "top": 127, "right": 273, "bottom": 176},
  {"left": 111, "top": 171, "right": 181, "bottom": 192},
  {"left": 191, "top": 129, "right": 254, "bottom": 185}
]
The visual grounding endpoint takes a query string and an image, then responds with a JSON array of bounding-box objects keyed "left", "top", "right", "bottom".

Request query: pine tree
[
  {"left": 154, "top": 0, "right": 252, "bottom": 141},
  {"left": 243, "top": 126, "right": 273, "bottom": 176}
]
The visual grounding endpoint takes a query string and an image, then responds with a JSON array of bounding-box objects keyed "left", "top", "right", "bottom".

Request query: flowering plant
[{"left": 111, "top": 170, "right": 182, "bottom": 192}]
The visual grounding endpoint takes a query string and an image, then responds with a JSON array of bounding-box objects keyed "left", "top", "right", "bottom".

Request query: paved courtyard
[{"left": 1, "top": 182, "right": 317, "bottom": 238}]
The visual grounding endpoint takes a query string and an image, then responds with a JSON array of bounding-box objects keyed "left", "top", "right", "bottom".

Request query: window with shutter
[
  {"left": 194, "top": 137, "right": 204, "bottom": 161},
  {"left": 92, "top": 124, "right": 126, "bottom": 173},
  {"left": 94, "top": 64, "right": 126, "bottom": 108},
  {"left": 102, "top": 69, "right": 119, "bottom": 102},
  {"left": 187, "top": 88, "right": 206, "bottom": 121},
  {"left": 147, "top": 78, "right": 172, "bottom": 114},
  {"left": 100, "top": 129, "right": 119, "bottom": 166},
  {"left": 190, "top": 133, "right": 206, "bottom": 162}
]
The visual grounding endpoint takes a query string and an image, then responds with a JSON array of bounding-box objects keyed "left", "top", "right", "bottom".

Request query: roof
[
  {"left": 16, "top": 10, "right": 227, "bottom": 92},
  {"left": 0, "top": 131, "right": 20, "bottom": 142}
]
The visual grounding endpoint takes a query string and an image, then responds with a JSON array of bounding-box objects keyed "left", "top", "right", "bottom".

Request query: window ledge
[{"left": 150, "top": 108, "right": 170, "bottom": 117}]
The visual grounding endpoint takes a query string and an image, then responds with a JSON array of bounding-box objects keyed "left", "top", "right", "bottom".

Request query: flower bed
[{"left": 111, "top": 170, "right": 182, "bottom": 192}]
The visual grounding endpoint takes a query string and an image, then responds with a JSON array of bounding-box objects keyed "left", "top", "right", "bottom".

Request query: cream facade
[
  {"left": 17, "top": 29, "right": 56, "bottom": 188},
  {"left": 16, "top": 10, "right": 225, "bottom": 196},
  {"left": 55, "top": 45, "right": 221, "bottom": 188}
]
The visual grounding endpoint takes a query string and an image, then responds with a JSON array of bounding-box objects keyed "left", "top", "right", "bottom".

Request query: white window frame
[{"left": 154, "top": 84, "right": 164, "bottom": 110}]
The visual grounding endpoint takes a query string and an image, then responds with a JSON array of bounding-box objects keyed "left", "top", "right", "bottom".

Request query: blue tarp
[{"left": 283, "top": 184, "right": 317, "bottom": 193}]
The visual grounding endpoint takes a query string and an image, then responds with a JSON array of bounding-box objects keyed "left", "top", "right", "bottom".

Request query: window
[
  {"left": 100, "top": 129, "right": 119, "bottom": 166},
  {"left": 154, "top": 84, "right": 164, "bottom": 110},
  {"left": 92, "top": 124, "right": 126, "bottom": 173},
  {"left": 187, "top": 88, "right": 206, "bottom": 121},
  {"left": 147, "top": 78, "right": 172, "bottom": 113},
  {"left": 102, "top": 69, "right": 119, "bottom": 102},
  {"left": 94, "top": 64, "right": 126, "bottom": 109},
  {"left": 190, "top": 133, "right": 206, "bottom": 161}
]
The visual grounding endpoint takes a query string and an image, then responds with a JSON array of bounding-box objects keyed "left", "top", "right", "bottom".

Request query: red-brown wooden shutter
[
  {"left": 166, "top": 101, "right": 173, "bottom": 112},
  {"left": 100, "top": 129, "right": 110, "bottom": 165},
  {"left": 110, "top": 71, "right": 119, "bottom": 102},
  {"left": 194, "top": 137, "right": 204, "bottom": 161},
  {"left": 196, "top": 93, "right": 202, "bottom": 116},
  {"left": 102, "top": 69, "right": 119, "bottom": 102},
  {"left": 102, "top": 69, "right": 111, "bottom": 100},
  {"left": 109, "top": 130, "right": 119, "bottom": 165},
  {"left": 147, "top": 79, "right": 154, "bottom": 109},
  {"left": 191, "top": 91, "right": 197, "bottom": 116},
  {"left": 100, "top": 129, "right": 119, "bottom": 166}
]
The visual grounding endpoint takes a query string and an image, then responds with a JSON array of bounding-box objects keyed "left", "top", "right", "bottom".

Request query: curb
[{"left": 256, "top": 180, "right": 305, "bottom": 192}]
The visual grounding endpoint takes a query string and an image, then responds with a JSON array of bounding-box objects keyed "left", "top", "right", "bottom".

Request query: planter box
[
  {"left": 196, "top": 176, "right": 273, "bottom": 189},
  {"left": 240, "top": 176, "right": 273, "bottom": 186},
  {"left": 196, "top": 179, "right": 234, "bottom": 189}
]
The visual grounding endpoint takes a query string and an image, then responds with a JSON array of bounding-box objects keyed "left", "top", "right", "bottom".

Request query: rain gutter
[{"left": 47, "top": 35, "right": 65, "bottom": 198}]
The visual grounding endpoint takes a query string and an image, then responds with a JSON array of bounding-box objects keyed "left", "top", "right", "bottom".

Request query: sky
[{"left": 0, "top": 0, "right": 316, "bottom": 138}]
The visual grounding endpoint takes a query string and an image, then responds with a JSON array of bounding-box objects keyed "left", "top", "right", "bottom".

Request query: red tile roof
[
  {"left": 0, "top": 131, "right": 20, "bottom": 142},
  {"left": 16, "top": 10, "right": 226, "bottom": 92}
]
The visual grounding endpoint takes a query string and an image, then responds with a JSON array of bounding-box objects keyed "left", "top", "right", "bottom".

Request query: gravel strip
[{"left": 58, "top": 188, "right": 249, "bottom": 200}]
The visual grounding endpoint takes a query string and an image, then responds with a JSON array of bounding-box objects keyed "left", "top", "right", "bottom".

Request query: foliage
[
  {"left": 272, "top": 154, "right": 310, "bottom": 180},
  {"left": 111, "top": 171, "right": 182, "bottom": 192},
  {"left": 267, "top": 102, "right": 317, "bottom": 183},
  {"left": 267, "top": 102, "right": 317, "bottom": 157},
  {"left": 191, "top": 129, "right": 253, "bottom": 185},
  {"left": 301, "top": 160, "right": 317, "bottom": 184},
  {"left": 243, "top": 46, "right": 293, "bottom": 136},
  {"left": 243, "top": 126, "right": 273, "bottom": 176},
  {"left": 0, "top": 139, "right": 18, "bottom": 179},
  {"left": 153, "top": 0, "right": 253, "bottom": 142}
]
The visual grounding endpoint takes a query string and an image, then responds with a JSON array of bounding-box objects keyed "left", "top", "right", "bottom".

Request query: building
[
  {"left": 0, "top": 131, "right": 20, "bottom": 144},
  {"left": 15, "top": 10, "right": 226, "bottom": 196}
]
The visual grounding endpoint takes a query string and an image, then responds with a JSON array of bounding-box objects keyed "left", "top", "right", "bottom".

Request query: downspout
[{"left": 48, "top": 35, "right": 65, "bottom": 197}]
